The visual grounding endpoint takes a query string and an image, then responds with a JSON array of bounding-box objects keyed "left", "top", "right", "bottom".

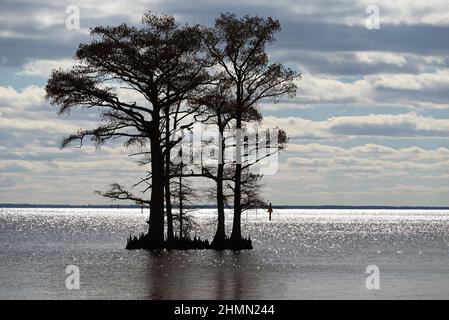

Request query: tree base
[
  {"left": 126, "top": 233, "right": 253, "bottom": 250},
  {"left": 210, "top": 236, "right": 253, "bottom": 250}
]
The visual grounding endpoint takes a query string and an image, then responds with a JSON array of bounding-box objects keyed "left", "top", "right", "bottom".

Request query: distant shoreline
[{"left": 1, "top": 203, "right": 449, "bottom": 210}]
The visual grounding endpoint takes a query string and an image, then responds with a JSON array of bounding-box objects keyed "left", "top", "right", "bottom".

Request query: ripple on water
[{"left": 2, "top": 208, "right": 449, "bottom": 299}]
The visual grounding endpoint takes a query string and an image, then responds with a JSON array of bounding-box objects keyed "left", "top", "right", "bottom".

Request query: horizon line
[{"left": 1, "top": 203, "right": 449, "bottom": 210}]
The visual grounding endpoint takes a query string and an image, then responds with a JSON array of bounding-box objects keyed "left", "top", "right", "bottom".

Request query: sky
[{"left": 1, "top": 0, "right": 449, "bottom": 206}]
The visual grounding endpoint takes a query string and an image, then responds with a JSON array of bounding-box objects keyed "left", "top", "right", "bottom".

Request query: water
[{"left": 1, "top": 208, "right": 449, "bottom": 299}]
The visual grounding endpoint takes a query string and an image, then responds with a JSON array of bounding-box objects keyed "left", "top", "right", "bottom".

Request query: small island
[{"left": 45, "top": 12, "right": 298, "bottom": 250}]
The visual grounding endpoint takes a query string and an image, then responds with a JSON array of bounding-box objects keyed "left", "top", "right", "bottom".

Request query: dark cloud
[
  {"left": 2, "top": 2, "right": 449, "bottom": 71},
  {"left": 378, "top": 87, "right": 449, "bottom": 105},
  {"left": 276, "top": 23, "right": 449, "bottom": 56},
  {"left": 0, "top": 35, "right": 81, "bottom": 67},
  {"left": 273, "top": 50, "right": 449, "bottom": 76}
]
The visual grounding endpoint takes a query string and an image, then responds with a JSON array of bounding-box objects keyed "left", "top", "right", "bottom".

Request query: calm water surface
[{"left": 1, "top": 208, "right": 449, "bottom": 299}]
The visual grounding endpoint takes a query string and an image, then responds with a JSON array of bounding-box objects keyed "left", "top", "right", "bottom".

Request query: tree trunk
[
  {"left": 147, "top": 127, "right": 165, "bottom": 248},
  {"left": 230, "top": 163, "right": 242, "bottom": 244},
  {"left": 179, "top": 164, "right": 183, "bottom": 239},
  {"left": 230, "top": 116, "right": 242, "bottom": 246},
  {"left": 212, "top": 162, "right": 226, "bottom": 247},
  {"left": 212, "top": 129, "right": 226, "bottom": 248},
  {"left": 164, "top": 112, "right": 174, "bottom": 244}
]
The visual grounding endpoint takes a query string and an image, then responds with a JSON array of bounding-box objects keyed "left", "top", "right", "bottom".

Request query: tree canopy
[{"left": 46, "top": 12, "right": 300, "bottom": 250}]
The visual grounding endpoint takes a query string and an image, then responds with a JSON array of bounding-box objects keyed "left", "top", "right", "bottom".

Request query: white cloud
[
  {"left": 287, "top": 0, "right": 449, "bottom": 26},
  {"left": 258, "top": 71, "right": 449, "bottom": 112},
  {"left": 354, "top": 52, "right": 407, "bottom": 66},
  {"left": 0, "top": 85, "right": 45, "bottom": 110},
  {"left": 359, "top": 0, "right": 449, "bottom": 26},
  {"left": 0, "top": 117, "right": 82, "bottom": 133},
  {"left": 368, "top": 69, "right": 449, "bottom": 91},
  {"left": 287, "top": 155, "right": 449, "bottom": 171},
  {"left": 287, "top": 145, "right": 449, "bottom": 170},
  {"left": 263, "top": 112, "right": 449, "bottom": 140},
  {"left": 296, "top": 74, "right": 373, "bottom": 104},
  {"left": 17, "top": 59, "right": 75, "bottom": 77}
]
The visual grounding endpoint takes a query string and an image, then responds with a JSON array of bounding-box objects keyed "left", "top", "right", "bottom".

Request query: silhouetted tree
[
  {"left": 45, "top": 12, "right": 208, "bottom": 248},
  {"left": 204, "top": 13, "right": 299, "bottom": 247},
  {"left": 189, "top": 79, "right": 236, "bottom": 248},
  {"left": 171, "top": 156, "right": 198, "bottom": 240}
]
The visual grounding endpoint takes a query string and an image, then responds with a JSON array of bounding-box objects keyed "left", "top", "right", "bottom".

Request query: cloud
[
  {"left": 261, "top": 140, "right": 449, "bottom": 205},
  {"left": 16, "top": 59, "right": 75, "bottom": 77},
  {"left": 264, "top": 69, "right": 449, "bottom": 110},
  {"left": 328, "top": 113, "right": 449, "bottom": 137},
  {"left": 2, "top": 1, "right": 449, "bottom": 68},
  {"left": 272, "top": 50, "right": 449, "bottom": 76},
  {"left": 160, "top": 0, "right": 449, "bottom": 26},
  {"left": 263, "top": 112, "right": 449, "bottom": 140},
  {"left": 0, "top": 85, "right": 45, "bottom": 109},
  {"left": 295, "top": 74, "right": 373, "bottom": 104},
  {"left": 287, "top": 154, "right": 449, "bottom": 171},
  {"left": 286, "top": 144, "right": 449, "bottom": 177},
  {"left": 0, "top": 117, "right": 81, "bottom": 133},
  {"left": 368, "top": 69, "right": 449, "bottom": 91}
]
